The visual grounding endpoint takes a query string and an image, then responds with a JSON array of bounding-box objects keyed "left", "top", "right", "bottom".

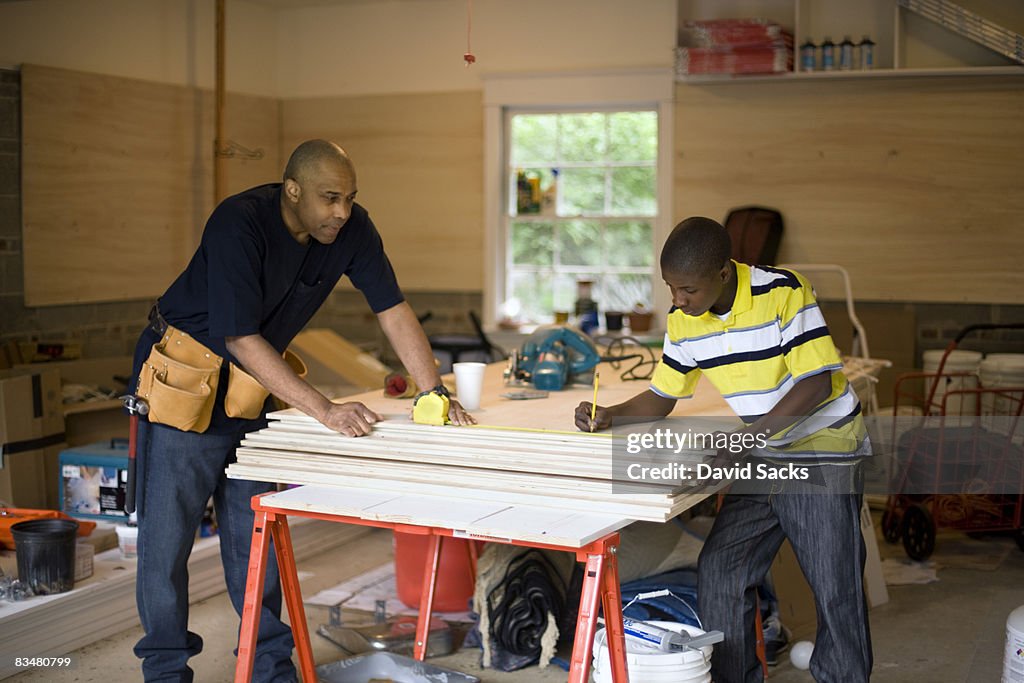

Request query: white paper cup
[
  {"left": 116, "top": 524, "right": 138, "bottom": 559},
  {"left": 452, "top": 362, "right": 486, "bottom": 410}
]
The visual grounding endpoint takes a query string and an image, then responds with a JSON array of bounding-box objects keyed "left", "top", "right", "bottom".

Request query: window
[
  {"left": 505, "top": 110, "right": 658, "bottom": 323},
  {"left": 482, "top": 69, "right": 675, "bottom": 328}
]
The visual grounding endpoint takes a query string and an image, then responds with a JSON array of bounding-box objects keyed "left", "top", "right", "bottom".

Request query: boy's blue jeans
[
  {"left": 133, "top": 421, "right": 297, "bottom": 683},
  {"left": 698, "top": 461, "right": 873, "bottom": 683}
]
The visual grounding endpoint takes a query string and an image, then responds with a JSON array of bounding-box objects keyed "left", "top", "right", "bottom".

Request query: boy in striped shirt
[{"left": 576, "top": 217, "right": 871, "bottom": 683}]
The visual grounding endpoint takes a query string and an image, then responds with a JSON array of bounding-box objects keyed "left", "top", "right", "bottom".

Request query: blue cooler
[{"left": 59, "top": 440, "right": 130, "bottom": 521}]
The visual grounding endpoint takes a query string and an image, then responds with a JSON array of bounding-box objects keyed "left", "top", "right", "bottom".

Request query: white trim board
[
  {"left": 235, "top": 447, "right": 680, "bottom": 498},
  {"left": 230, "top": 404, "right": 715, "bottom": 523},
  {"left": 251, "top": 410, "right": 710, "bottom": 484},
  {"left": 242, "top": 430, "right": 692, "bottom": 483}
]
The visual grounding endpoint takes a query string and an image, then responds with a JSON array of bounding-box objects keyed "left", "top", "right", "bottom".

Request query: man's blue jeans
[
  {"left": 697, "top": 461, "right": 873, "bottom": 683},
  {"left": 133, "top": 421, "right": 296, "bottom": 683}
]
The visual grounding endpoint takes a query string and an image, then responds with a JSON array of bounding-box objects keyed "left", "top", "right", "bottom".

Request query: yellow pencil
[{"left": 590, "top": 371, "right": 600, "bottom": 432}]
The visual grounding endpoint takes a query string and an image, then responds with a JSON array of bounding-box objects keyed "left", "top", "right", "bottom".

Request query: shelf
[
  {"left": 63, "top": 398, "right": 122, "bottom": 416},
  {"left": 677, "top": 64, "right": 1024, "bottom": 84},
  {"left": 676, "top": 0, "right": 1024, "bottom": 83}
]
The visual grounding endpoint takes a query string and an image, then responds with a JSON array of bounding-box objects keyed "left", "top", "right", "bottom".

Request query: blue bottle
[
  {"left": 574, "top": 279, "right": 599, "bottom": 336},
  {"left": 839, "top": 36, "right": 855, "bottom": 70},
  {"left": 858, "top": 36, "right": 875, "bottom": 70},
  {"left": 821, "top": 37, "right": 835, "bottom": 71},
  {"left": 800, "top": 39, "right": 817, "bottom": 72}
]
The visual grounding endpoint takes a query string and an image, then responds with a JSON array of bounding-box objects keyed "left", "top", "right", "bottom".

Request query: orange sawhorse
[{"left": 234, "top": 492, "right": 631, "bottom": 683}]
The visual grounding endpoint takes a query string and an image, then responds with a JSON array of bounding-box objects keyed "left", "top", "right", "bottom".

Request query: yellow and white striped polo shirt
[{"left": 651, "top": 262, "right": 866, "bottom": 460}]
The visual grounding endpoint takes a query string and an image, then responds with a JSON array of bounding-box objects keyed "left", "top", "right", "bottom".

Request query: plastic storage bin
[{"left": 59, "top": 440, "right": 130, "bottom": 521}]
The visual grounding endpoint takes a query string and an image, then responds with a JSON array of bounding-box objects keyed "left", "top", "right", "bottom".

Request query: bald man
[{"left": 128, "top": 140, "right": 471, "bottom": 682}]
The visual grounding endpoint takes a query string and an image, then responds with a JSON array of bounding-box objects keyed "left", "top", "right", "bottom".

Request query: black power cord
[
  {"left": 594, "top": 334, "right": 661, "bottom": 381},
  {"left": 487, "top": 550, "right": 568, "bottom": 658}
]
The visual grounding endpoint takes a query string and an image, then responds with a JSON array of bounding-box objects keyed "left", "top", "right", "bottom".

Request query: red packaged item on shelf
[{"left": 677, "top": 18, "right": 794, "bottom": 77}]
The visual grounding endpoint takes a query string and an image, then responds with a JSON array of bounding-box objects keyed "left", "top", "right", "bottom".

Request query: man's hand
[
  {"left": 575, "top": 401, "right": 612, "bottom": 432},
  {"left": 320, "top": 401, "right": 382, "bottom": 437},
  {"left": 447, "top": 399, "right": 477, "bottom": 426}
]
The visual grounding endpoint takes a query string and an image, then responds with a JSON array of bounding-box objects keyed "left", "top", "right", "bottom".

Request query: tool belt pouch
[
  {"left": 137, "top": 328, "right": 222, "bottom": 433},
  {"left": 283, "top": 348, "right": 307, "bottom": 380},
  {"left": 227, "top": 349, "right": 309, "bottom": 418},
  {"left": 224, "top": 363, "right": 271, "bottom": 420}
]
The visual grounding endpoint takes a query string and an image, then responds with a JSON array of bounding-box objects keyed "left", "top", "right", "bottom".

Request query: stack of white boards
[{"left": 226, "top": 410, "right": 716, "bottom": 522}]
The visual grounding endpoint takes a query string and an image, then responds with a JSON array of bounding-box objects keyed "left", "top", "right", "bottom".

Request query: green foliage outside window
[{"left": 507, "top": 110, "right": 657, "bottom": 323}]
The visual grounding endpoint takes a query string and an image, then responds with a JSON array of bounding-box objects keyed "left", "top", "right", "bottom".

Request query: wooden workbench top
[{"left": 324, "top": 362, "right": 735, "bottom": 433}]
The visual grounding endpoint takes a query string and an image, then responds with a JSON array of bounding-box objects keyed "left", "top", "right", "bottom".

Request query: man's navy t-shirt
[{"left": 133, "top": 183, "right": 404, "bottom": 432}]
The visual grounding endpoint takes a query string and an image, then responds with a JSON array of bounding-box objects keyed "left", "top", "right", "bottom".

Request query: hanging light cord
[{"left": 464, "top": 0, "right": 476, "bottom": 65}]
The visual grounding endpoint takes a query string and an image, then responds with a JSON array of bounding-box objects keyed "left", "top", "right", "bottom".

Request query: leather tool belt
[
  {"left": 137, "top": 319, "right": 223, "bottom": 433},
  {"left": 141, "top": 305, "right": 307, "bottom": 429}
]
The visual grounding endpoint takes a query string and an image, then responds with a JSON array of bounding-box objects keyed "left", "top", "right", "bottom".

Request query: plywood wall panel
[
  {"left": 673, "top": 76, "right": 1024, "bottom": 303},
  {"left": 282, "top": 91, "right": 483, "bottom": 292},
  {"left": 22, "top": 64, "right": 280, "bottom": 306}
]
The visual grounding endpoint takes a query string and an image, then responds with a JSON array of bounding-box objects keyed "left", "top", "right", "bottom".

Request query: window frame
[
  {"left": 482, "top": 69, "right": 675, "bottom": 328},
  {"left": 505, "top": 107, "right": 659, "bottom": 321}
]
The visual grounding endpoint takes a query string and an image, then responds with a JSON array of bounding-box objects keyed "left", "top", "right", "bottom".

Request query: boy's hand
[{"left": 575, "top": 401, "right": 612, "bottom": 432}]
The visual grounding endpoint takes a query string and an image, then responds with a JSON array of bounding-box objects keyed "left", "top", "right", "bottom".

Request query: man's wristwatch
[{"left": 414, "top": 384, "right": 449, "bottom": 403}]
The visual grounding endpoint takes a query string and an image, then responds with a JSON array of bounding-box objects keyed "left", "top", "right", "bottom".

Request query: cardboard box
[
  {"left": 75, "top": 541, "right": 94, "bottom": 581},
  {"left": 59, "top": 441, "right": 130, "bottom": 521},
  {"left": 17, "top": 356, "right": 132, "bottom": 447},
  {"left": 77, "top": 522, "right": 118, "bottom": 554},
  {"left": 0, "top": 368, "right": 66, "bottom": 509},
  {"left": 771, "top": 540, "right": 818, "bottom": 639}
]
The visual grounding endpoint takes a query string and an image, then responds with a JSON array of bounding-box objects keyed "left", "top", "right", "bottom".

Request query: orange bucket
[{"left": 393, "top": 532, "right": 481, "bottom": 613}]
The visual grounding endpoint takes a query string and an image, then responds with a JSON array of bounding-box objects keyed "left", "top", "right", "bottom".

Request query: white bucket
[
  {"left": 115, "top": 524, "right": 138, "bottom": 559},
  {"left": 1004, "top": 604, "right": 1024, "bottom": 682},
  {"left": 923, "top": 349, "right": 982, "bottom": 416},
  {"left": 591, "top": 622, "right": 712, "bottom": 683},
  {"left": 980, "top": 354, "right": 1024, "bottom": 417}
]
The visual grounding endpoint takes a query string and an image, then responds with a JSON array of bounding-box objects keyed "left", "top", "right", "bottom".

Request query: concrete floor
[{"left": 7, "top": 519, "right": 1024, "bottom": 682}]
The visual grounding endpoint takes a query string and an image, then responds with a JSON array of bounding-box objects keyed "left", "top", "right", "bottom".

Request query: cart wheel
[
  {"left": 901, "top": 504, "right": 935, "bottom": 561},
  {"left": 881, "top": 510, "right": 901, "bottom": 544}
]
